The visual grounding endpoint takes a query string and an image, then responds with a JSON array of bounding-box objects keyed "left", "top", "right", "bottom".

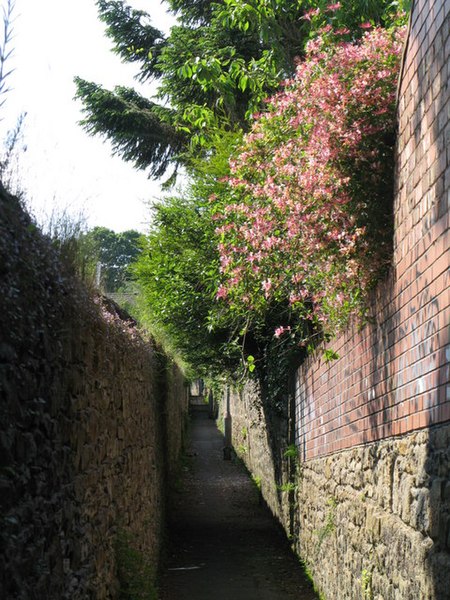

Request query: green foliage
[
  {"left": 246, "top": 355, "right": 256, "bottom": 373},
  {"left": 130, "top": 128, "right": 249, "bottom": 377},
  {"left": 277, "top": 481, "right": 297, "bottom": 493},
  {"left": 81, "top": 226, "right": 143, "bottom": 292},
  {"left": 75, "top": 0, "right": 285, "bottom": 179},
  {"left": 96, "top": 0, "right": 167, "bottom": 81},
  {"left": 115, "top": 530, "right": 158, "bottom": 600},
  {"left": 251, "top": 474, "right": 262, "bottom": 491},
  {"left": 132, "top": 192, "right": 238, "bottom": 376},
  {"left": 361, "top": 567, "right": 374, "bottom": 600},
  {"left": 74, "top": 78, "right": 186, "bottom": 180},
  {"left": 237, "top": 444, "right": 247, "bottom": 455},
  {"left": 323, "top": 349, "right": 340, "bottom": 363},
  {"left": 80, "top": 0, "right": 410, "bottom": 400},
  {"left": 76, "top": 0, "right": 402, "bottom": 181},
  {"left": 283, "top": 444, "right": 298, "bottom": 460}
]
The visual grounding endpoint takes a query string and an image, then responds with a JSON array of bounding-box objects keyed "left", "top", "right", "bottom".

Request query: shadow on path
[{"left": 159, "top": 409, "right": 318, "bottom": 600}]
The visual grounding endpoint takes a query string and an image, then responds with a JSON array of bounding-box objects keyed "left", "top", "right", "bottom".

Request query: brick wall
[
  {"left": 225, "top": 3, "right": 450, "bottom": 598},
  {"left": 295, "top": 0, "right": 450, "bottom": 462},
  {"left": 288, "top": 3, "right": 450, "bottom": 597}
]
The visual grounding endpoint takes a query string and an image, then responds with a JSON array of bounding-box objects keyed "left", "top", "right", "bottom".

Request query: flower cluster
[{"left": 213, "top": 26, "right": 405, "bottom": 340}]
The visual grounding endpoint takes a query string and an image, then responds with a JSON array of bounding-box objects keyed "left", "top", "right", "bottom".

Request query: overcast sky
[{"left": 0, "top": 0, "right": 175, "bottom": 232}]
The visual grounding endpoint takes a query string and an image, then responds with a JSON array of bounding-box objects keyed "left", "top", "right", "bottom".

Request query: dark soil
[{"left": 159, "top": 409, "right": 318, "bottom": 600}]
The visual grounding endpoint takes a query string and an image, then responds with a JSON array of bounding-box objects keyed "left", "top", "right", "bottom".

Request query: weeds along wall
[
  {"left": 228, "top": 1, "right": 450, "bottom": 598},
  {"left": 0, "top": 186, "right": 189, "bottom": 599}
]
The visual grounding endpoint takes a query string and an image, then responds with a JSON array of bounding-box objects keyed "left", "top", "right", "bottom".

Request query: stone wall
[
  {"left": 227, "top": 383, "right": 293, "bottom": 529},
  {"left": 226, "top": 1, "right": 450, "bottom": 598},
  {"left": 228, "top": 384, "right": 280, "bottom": 512},
  {"left": 297, "top": 424, "right": 450, "bottom": 599},
  {"left": 228, "top": 390, "right": 450, "bottom": 598},
  {"left": 0, "top": 186, "right": 188, "bottom": 599}
]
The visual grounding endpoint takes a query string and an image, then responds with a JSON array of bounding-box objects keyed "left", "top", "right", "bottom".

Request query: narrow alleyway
[{"left": 159, "top": 409, "right": 318, "bottom": 600}]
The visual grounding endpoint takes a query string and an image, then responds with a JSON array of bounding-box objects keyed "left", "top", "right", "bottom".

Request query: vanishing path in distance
[{"left": 160, "top": 408, "right": 318, "bottom": 600}]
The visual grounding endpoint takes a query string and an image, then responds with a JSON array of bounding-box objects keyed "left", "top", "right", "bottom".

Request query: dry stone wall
[
  {"left": 0, "top": 186, "right": 188, "bottom": 599},
  {"left": 227, "top": 384, "right": 284, "bottom": 517},
  {"left": 297, "top": 424, "right": 450, "bottom": 599},
  {"left": 226, "top": 2, "right": 450, "bottom": 598}
]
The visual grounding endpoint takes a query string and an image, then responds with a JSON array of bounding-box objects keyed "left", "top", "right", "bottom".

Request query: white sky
[{"left": 0, "top": 0, "right": 176, "bottom": 233}]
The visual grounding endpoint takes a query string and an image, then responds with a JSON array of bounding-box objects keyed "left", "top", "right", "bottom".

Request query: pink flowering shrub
[{"left": 213, "top": 25, "right": 405, "bottom": 343}]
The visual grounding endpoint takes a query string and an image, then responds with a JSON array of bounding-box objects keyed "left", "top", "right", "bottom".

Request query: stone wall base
[{"left": 297, "top": 425, "right": 450, "bottom": 600}]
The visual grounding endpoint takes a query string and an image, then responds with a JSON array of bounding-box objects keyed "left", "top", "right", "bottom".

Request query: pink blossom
[
  {"left": 216, "top": 285, "right": 228, "bottom": 300},
  {"left": 335, "top": 27, "right": 350, "bottom": 35},
  {"left": 262, "top": 279, "right": 272, "bottom": 297},
  {"left": 359, "top": 22, "right": 372, "bottom": 29},
  {"left": 212, "top": 25, "right": 405, "bottom": 337},
  {"left": 327, "top": 2, "right": 341, "bottom": 10},
  {"left": 274, "top": 325, "right": 291, "bottom": 338},
  {"left": 302, "top": 7, "right": 320, "bottom": 21}
]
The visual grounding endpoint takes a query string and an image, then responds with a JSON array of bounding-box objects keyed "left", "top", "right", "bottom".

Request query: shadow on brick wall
[
  {"left": 360, "top": 1, "right": 450, "bottom": 594},
  {"left": 415, "top": 1, "right": 450, "bottom": 596}
]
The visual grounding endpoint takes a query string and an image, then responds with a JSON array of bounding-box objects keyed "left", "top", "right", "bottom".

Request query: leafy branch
[{"left": 0, "top": 0, "right": 15, "bottom": 113}]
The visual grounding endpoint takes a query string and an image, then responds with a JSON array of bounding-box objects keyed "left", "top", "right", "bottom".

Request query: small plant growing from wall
[
  {"left": 282, "top": 444, "right": 303, "bottom": 485},
  {"left": 115, "top": 530, "right": 158, "bottom": 600},
  {"left": 283, "top": 444, "right": 298, "bottom": 461},
  {"left": 316, "top": 497, "right": 338, "bottom": 549},
  {"left": 277, "top": 481, "right": 298, "bottom": 493},
  {"left": 361, "top": 567, "right": 373, "bottom": 600},
  {"left": 237, "top": 443, "right": 247, "bottom": 456},
  {"left": 251, "top": 474, "right": 262, "bottom": 491}
]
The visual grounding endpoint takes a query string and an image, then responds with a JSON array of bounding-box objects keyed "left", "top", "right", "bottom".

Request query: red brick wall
[{"left": 295, "top": 0, "right": 450, "bottom": 461}]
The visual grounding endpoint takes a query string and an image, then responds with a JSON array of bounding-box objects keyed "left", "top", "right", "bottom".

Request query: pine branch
[
  {"left": 74, "top": 77, "right": 188, "bottom": 179},
  {"left": 96, "top": 0, "right": 167, "bottom": 82}
]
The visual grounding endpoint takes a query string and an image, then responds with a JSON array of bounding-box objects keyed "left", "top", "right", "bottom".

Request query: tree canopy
[
  {"left": 80, "top": 227, "right": 143, "bottom": 292},
  {"left": 77, "top": 0, "right": 410, "bottom": 393},
  {"left": 75, "top": 0, "right": 403, "bottom": 182}
]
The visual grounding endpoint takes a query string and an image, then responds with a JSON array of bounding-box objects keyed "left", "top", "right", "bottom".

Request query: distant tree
[{"left": 82, "top": 227, "right": 143, "bottom": 292}]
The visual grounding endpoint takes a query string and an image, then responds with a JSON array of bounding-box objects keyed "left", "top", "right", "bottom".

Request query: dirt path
[{"left": 159, "top": 409, "right": 318, "bottom": 600}]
